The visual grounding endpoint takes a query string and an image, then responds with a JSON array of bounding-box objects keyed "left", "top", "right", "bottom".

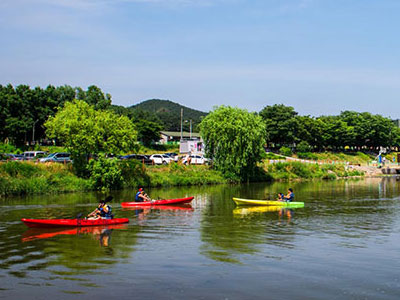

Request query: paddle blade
[{"left": 104, "top": 196, "right": 113, "bottom": 203}]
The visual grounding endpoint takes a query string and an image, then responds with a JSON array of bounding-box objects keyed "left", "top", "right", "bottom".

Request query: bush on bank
[
  {"left": 0, "top": 161, "right": 91, "bottom": 196},
  {"left": 0, "top": 160, "right": 227, "bottom": 197},
  {"left": 147, "top": 163, "right": 227, "bottom": 187}
]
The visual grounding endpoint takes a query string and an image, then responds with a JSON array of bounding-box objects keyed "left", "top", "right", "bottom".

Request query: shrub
[
  {"left": 0, "top": 161, "right": 40, "bottom": 177},
  {"left": 297, "top": 152, "right": 318, "bottom": 160},
  {"left": 119, "top": 159, "right": 150, "bottom": 187},
  {"left": 87, "top": 157, "right": 123, "bottom": 190},
  {"left": 279, "top": 146, "right": 292, "bottom": 157},
  {"left": 297, "top": 141, "right": 311, "bottom": 153},
  {"left": 264, "top": 152, "right": 285, "bottom": 160},
  {"left": 0, "top": 143, "right": 20, "bottom": 154}
]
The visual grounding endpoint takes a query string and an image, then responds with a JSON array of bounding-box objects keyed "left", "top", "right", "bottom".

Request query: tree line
[
  {"left": 0, "top": 84, "right": 162, "bottom": 147},
  {"left": 0, "top": 84, "right": 111, "bottom": 147},
  {"left": 260, "top": 104, "right": 400, "bottom": 150},
  {"left": 201, "top": 105, "right": 400, "bottom": 181}
]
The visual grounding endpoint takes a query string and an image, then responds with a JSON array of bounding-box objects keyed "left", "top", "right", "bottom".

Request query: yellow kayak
[{"left": 232, "top": 197, "right": 304, "bottom": 207}]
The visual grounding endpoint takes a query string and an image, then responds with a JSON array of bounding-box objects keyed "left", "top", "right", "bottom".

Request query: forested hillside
[{"left": 129, "top": 99, "right": 208, "bottom": 132}]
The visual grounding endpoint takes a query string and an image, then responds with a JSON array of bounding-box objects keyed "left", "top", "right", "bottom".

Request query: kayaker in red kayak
[
  {"left": 135, "top": 188, "right": 151, "bottom": 202},
  {"left": 87, "top": 196, "right": 113, "bottom": 220}
]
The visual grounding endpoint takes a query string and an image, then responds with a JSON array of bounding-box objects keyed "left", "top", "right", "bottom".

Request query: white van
[{"left": 23, "top": 151, "right": 48, "bottom": 160}]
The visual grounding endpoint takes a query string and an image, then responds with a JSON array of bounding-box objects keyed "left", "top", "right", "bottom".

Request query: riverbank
[
  {"left": 0, "top": 159, "right": 373, "bottom": 197},
  {"left": 263, "top": 161, "right": 365, "bottom": 180},
  {"left": 0, "top": 161, "right": 228, "bottom": 197}
]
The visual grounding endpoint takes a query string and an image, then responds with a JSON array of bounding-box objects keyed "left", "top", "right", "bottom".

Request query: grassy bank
[
  {"left": 147, "top": 164, "right": 227, "bottom": 186},
  {"left": 0, "top": 159, "right": 366, "bottom": 197},
  {"left": 294, "top": 151, "right": 373, "bottom": 165},
  {"left": 263, "top": 161, "right": 365, "bottom": 181},
  {"left": 0, "top": 161, "right": 227, "bottom": 197},
  {"left": 0, "top": 161, "right": 91, "bottom": 197}
]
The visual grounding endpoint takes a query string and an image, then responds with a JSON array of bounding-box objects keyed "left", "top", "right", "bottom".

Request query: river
[{"left": 0, "top": 178, "right": 399, "bottom": 299}]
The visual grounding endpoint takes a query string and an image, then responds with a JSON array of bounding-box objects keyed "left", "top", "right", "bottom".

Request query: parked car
[
  {"left": 182, "top": 154, "right": 209, "bottom": 165},
  {"left": 149, "top": 154, "right": 173, "bottom": 165},
  {"left": 39, "top": 152, "right": 72, "bottom": 163},
  {"left": 164, "top": 152, "right": 179, "bottom": 162},
  {"left": 4, "top": 153, "right": 24, "bottom": 161},
  {"left": 23, "top": 151, "right": 48, "bottom": 160},
  {"left": 120, "top": 154, "right": 153, "bottom": 164}
]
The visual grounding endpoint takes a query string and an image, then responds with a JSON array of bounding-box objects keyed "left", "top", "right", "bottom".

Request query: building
[
  {"left": 159, "top": 131, "right": 204, "bottom": 154},
  {"left": 160, "top": 131, "right": 201, "bottom": 144}
]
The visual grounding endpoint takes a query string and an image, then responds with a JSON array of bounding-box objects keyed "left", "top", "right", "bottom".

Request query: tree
[
  {"left": 135, "top": 120, "right": 163, "bottom": 147},
  {"left": 259, "top": 104, "right": 298, "bottom": 147},
  {"left": 318, "top": 116, "right": 355, "bottom": 150},
  {"left": 75, "top": 85, "right": 111, "bottom": 110},
  {"left": 296, "top": 115, "right": 325, "bottom": 150},
  {"left": 200, "top": 106, "right": 266, "bottom": 181},
  {"left": 45, "top": 100, "right": 137, "bottom": 176}
]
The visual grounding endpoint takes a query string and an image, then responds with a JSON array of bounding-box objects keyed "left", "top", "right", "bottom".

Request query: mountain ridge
[{"left": 129, "top": 99, "right": 208, "bottom": 132}]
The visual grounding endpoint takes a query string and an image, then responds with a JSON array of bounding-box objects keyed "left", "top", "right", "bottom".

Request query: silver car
[{"left": 39, "top": 152, "right": 72, "bottom": 163}]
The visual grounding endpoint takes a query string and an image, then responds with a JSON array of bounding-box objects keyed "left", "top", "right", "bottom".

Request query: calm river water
[{"left": 0, "top": 178, "right": 400, "bottom": 299}]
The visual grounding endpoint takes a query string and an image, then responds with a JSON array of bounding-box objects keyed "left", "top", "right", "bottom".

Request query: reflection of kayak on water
[
  {"left": 21, "top": 224, "right": 128, "bottom": 242},
  {"left": 233, "top": 205, "right": 303, "bottom": 216},
  {"left": 21, "top": 218, "right": 130, "bottom": 228},
  {"left": 233, "top": 197, "right": 304, "bottom": 207},
  {"left": 121, "top": 197, "right": 194, "bottom": 207}
]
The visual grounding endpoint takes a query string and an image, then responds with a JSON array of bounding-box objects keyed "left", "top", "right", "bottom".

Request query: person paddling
[
  {"left": 277, "top": 193, "right": 285, "bottom": 201},
  {"left": 283, "top": 188, "right": 294, "bottom": 202},
  {"left": 87, "top": 196, "right": 113, "bottom": 220},
  {"left": 135, "top": 188, "right": 151, "bottom": 202}
]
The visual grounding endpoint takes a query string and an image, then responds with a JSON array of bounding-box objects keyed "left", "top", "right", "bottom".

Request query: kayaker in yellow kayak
[
  {"left": 283, "top": 188, "right": 294, "bottom": 202},
  {"left": 87, "top": 196, "right": 113, "bottom": 220}
]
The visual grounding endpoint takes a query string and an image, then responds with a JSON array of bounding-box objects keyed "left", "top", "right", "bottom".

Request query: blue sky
[{"left": 1, "top": 0, "right": 400, "bottom": 117}]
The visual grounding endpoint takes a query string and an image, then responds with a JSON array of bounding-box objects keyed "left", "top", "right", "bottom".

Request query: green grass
[
  {"left": 263, "top": 161, "right": 365, "bottom": 181},
  {"left": 0, "top": 156, "right": 366, "bottom": 197},
  {"left": 146, "top": 163, "right": 227, "bottom": 187},
  {"left": 0, "top": 161, "right": 91, "bottom": 197},
  {"left": 0, "top": 160, "right": 227, "bottom": 197},
  {"left": 292, "top": 151, "right": 373, "bottom": 165}
]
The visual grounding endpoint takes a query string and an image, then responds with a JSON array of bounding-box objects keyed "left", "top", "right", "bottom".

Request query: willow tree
[
  {"left": 199, "top": 106, "right": 266, "bottom": 181},
  {"left": 45, "top": 100, "right": 137, "bottom": 176}
]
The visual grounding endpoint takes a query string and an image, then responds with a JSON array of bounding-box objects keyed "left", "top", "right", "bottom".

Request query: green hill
[{"left": 129, "top": 99, "right": 208, "bottom": 132}]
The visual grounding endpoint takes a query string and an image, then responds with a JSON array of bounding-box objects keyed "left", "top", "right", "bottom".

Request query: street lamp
[
  {"left": 32, "top": 119, "right": 39, "bottom": 145},
  {"left": 184, "top": 119, "right": 192, "bottom": 139}
]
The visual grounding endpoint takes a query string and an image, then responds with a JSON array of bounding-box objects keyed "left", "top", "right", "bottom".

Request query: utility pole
[
  {"left": 190, "top": 119, "right": 192, "bottom": 139},
  {"left": 32, "top": 119, "right": 38, "bottom": 145},
  {"left": 180, "top": 108, "right": 183, "bottom": 140}
]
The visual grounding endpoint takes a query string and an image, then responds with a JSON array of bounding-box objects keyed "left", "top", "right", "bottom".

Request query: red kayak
[
  {"left": 21, "top": 218, "right": 129, "bottom": 228},
  {"left": 122, "top": 205, "right": 193, "bottom": 211},
  {"left": 121, "top": 197, "right": 194, "bottom": 207}
]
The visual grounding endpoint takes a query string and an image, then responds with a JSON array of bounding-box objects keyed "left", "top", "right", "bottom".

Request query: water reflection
[
  {"left": 0, "top": 177, "right": 400, "bottom": 298},
  {"left": 21, "top": 224, "right": 128, "bottom": 244}
]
